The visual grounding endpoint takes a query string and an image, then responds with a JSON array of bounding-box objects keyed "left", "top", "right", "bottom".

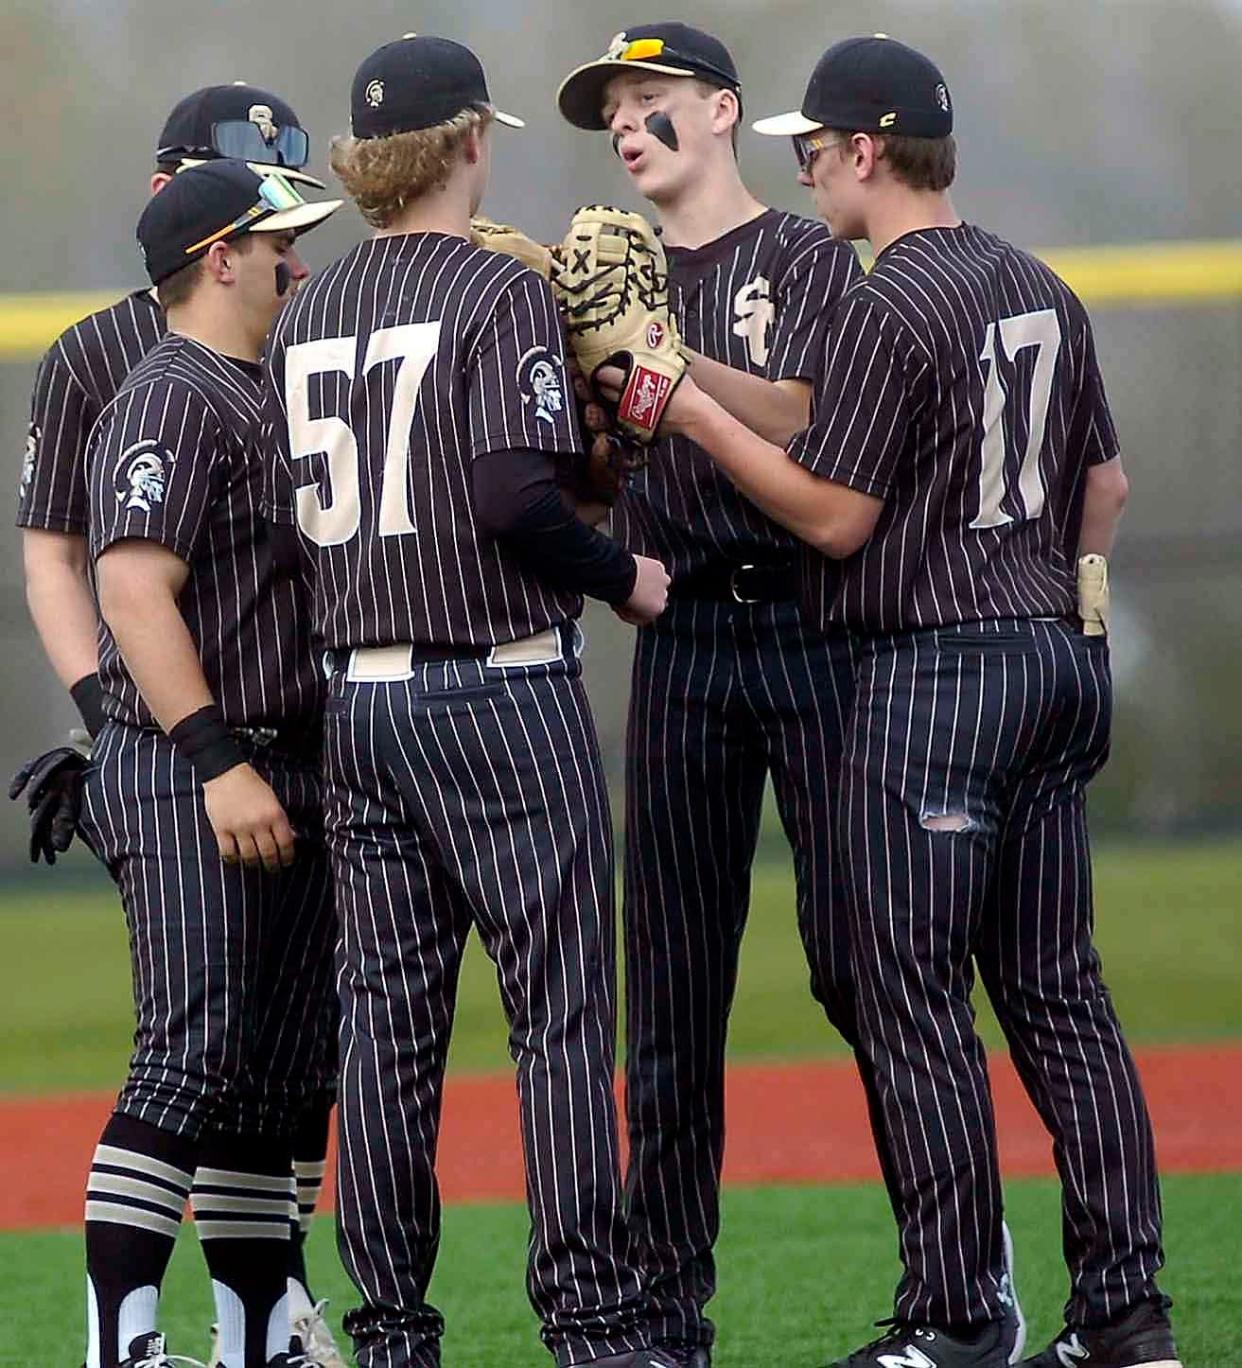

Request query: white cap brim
[
  {"left": 752, "top": 110, "right": 824, "bottom": 137},
  {"left": 494, "top": 109, "right": 525, "bottom": 129},
  {"left": 253, "top": 199, "right": 343, "bottom": 236},
  {"left": 176, "top": 156, "right": 327, "bottom": 190}
]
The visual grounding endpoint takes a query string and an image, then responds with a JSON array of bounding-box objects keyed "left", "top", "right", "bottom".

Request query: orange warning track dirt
[{"left": 1, "top": 1045, "right": 1238, "bottom": 1232}]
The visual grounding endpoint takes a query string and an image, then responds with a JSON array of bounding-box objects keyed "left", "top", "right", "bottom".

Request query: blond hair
[{"left": 330, "top": 108, "right": 492, "bottom": 227}]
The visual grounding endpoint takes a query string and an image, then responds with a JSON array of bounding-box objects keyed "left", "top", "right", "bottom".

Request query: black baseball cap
[
  {"left": 350, "top": 34, "right": 524, "bottom": 139},
  {"left": 157, "top": 82, "right": 325, "bottom": 187},
  {"left": 557, "top": 23, "right": 741, "bottom": 131},
  {"left": 753, "top": 35, "right": 953, "bottom": 140},
  {"left": 138, "top": 159, "right": 341, "bottom": 286}
]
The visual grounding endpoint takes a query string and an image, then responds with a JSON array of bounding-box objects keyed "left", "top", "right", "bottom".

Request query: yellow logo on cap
[{"left": 880, "top": 111, "right": 897, "bottom": 128}]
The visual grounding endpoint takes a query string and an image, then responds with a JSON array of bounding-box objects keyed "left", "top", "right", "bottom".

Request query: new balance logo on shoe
[
  {"left": 878, "top": 1346, "right": 936, "bottom": 1368},
  {"left": 1055, "top": 1337, "right": 1089, "bottom": 1368}
]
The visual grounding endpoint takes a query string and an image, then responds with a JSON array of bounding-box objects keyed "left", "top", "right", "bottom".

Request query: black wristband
[
  {"left": 168, "top": 705, "right": 246, "bottom": 782},
  {"left": 69, "top": 672, "right": 108, "bottom": 738}
]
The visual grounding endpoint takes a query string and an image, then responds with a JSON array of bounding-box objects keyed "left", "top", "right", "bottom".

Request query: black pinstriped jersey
[
  {"left": 88, "top": 334, "right": 322, "bottom": 730},
  {"left": 263, "top": 232, "right": 586, "bottom": 650},
  {"left": 18, "top": 290, "right": 166, "bottom": 532},
  {"left": 790, "top": 224, "right": 1121, "bottom": 634},
  {"left": 612, "top": 210, "right": 863, "bottom": 581}
]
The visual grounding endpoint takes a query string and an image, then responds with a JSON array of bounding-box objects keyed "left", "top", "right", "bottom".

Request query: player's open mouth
[{"left": 620, "top": 145, "right": 645, "bottom": 171}]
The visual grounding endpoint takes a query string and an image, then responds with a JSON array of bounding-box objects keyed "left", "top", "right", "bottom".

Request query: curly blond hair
[{"left": 330, "top": 108, "right": 492, "bottom": 227}]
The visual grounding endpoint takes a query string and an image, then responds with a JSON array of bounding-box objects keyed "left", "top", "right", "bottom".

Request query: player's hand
[
  {"left": 8, "top": 745, "right": 90, "bottom": 865},
  {"left": 201, "top": 763, "right": 297, "bottom": 871},
  {"left": 614, "top": 555, "right": 670, "bottom": 626}
]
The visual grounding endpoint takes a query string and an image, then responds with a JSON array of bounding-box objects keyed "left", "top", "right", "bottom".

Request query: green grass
[
  {"left": 2, "top": 839, "right": 1240, "bottom": 1093},
  {"left": 0, "top": 1174, "right": 1236, "bottom": 1365}
]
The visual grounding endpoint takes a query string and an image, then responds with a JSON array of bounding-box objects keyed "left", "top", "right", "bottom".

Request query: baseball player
[
  {"left": 77, "top": 161, "right": 341, "bottom": 1368},
  {"left": 262, "top": 34, "right": 675, "bottom": 1368},
  {"left": 12, "top": 85, "right": 346, "bottom": 1366},
  {"left": 656, "top": 33, "right": 1178, "bottom": 1368},
  {"left": 555, "top": 24, "right": 890, "bottom": 1365}
]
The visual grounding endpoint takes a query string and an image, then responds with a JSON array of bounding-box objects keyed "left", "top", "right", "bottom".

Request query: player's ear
[
  {"left": 463, "top": 122, "right": 486, "bottom": 167},
  {"left": 150, "top": 171, "right": 173, "bottom": 196},
  {"left": 854, "top": 133, "right": 880, "bottom": 182},
  {"left": 710, "top": 88, "right": 740, "bottom": 138},
  {"left": 203, "top": 239, "right": 236, "bottom": 286}
]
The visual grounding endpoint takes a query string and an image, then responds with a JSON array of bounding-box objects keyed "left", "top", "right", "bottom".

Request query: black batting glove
[{"left": 8, "top": 746, "right": 91, "bottom": 865}]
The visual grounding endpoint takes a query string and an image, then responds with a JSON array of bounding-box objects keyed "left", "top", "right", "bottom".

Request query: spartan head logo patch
[
  {"left": 365, "top": 79, "right": 385, "bottom": 109},
  {"left": 935, "top": 83, "right": 951, "bottom": 113},
  {"left": 248, "top": 103, "right": 278, "bottom": 144},
  {"left": 517, "top": 346, "right": 565, "bottom": 425},
  {"left": 114, "top": 440, "right": 172, "bottom": 514},
  {"left": 19, "top": 424, "right": 38, "bottom": 499}
]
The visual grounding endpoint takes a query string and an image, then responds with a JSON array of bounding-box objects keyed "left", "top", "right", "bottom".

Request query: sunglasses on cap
[
  {"left": 183, "top": 172, "right": 306, "bottom": 256},
  {"left": 793, "top": 129, "right": 842, "bottom": 174},
  {"left": 159, "top": 118, "right": 310, "bottom": 169},
  {"left": 614, "top": 35, "right": 739, "bottom": 89}
]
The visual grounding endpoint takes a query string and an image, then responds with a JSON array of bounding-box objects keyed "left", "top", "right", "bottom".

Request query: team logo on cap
[
  {"left": 19, "top": 424, "right": 37, "bottom": 500},
  {"left": 248, "top": 103, "right": 278, "bottom": 143},
  {"left": 365, "top": 79, "right": 385, "bottom": 109},
  {"left": 517, "top": 346, "right": 565, "bottom": 425},
  {"left": 114, "top": 440, "right": 171, "bottom": 515},
  {"left": 935, "top": 83, "right": 951, "bottom": 112}
]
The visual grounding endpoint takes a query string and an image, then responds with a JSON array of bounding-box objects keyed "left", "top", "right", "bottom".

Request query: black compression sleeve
[{"left": 472, "top": 447, "right": 637, "bottom": 606}]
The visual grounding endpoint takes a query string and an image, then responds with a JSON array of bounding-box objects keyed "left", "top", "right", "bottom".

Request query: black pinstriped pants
[
  {"left": 622, "top": 597, "right": 893, "bottom": 1349},
  {"left": 323, "top": 639, "right": 653, "bottom": 1367},
  {"left": 840, "top": 618, "right": 1165, "bottom": 1329},
  {"left": 79, "top": 723, "right": 338, "bottom": 1140}
]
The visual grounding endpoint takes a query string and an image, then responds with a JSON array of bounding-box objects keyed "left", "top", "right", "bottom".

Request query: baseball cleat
[
  {"left": 118, "top": 1332, "right": 207, "bottom": 1367},
  {"left": 1001, "top": 1220, "right": 1028, "bottom": 1364},
  {"left": 575, "top": 1351, "right": 683, "bottom": 1367},
  {"left": 267, "top": 1334, "right": 315, "bottom": 1366},
  {"left": 1019, "top": 1297, "right": 1182, "bottom": 1368},
  {"left": 826, "top": 1320, "right": 1007, "bottom": 1367},
  {"left": 654, "top": 1345, "right": 711, "bottom": 1367},
  {"left": 290, "top": 1300, "right": 349, "bottom": 1368}
]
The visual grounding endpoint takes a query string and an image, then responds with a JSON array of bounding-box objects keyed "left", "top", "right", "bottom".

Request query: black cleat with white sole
[
  {"left": 826, "top": 1320, "right": 1008, "bottom": 1368},
  {"left": 1019, "top": 1297, "right": 1182, "bottom": 1368}
]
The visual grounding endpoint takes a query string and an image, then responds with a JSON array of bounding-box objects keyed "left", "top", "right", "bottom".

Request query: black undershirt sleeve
[{"left": 472, "top": 447, "right": 637, "bottom": 606}]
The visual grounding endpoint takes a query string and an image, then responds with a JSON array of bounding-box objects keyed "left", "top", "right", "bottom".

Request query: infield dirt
[{"left": 2, "top": 1043, "right": 1238, "bottom": 1231}]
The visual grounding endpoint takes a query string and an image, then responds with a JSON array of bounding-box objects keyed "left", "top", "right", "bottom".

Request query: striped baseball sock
[
  {"left": 191, "top": 1132, "right": 294, "bottom": 1367},
  {"left": 288, "top": 1103, "right": 331, "bottom": 1321},
  {"left": 84, "top": 1112, "right": 196, "bottom": 1368}
]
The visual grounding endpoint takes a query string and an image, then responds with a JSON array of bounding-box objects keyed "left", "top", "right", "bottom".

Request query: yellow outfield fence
[{"left": 1, "top": 238, "right": 1241, "bottom": 362}]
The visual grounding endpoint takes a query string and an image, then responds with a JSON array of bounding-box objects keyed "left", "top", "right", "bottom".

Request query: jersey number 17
[{"left": 971, "top": 308, "right": 1062, "bottom": 530}]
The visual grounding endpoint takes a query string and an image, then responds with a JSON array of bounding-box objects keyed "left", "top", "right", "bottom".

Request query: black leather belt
[{"left": 671, "top": 561, "right": 799, "bottom": 604}]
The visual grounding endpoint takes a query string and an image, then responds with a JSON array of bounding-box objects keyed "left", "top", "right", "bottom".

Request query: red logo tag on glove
[{"left": 620, "top": 365, "right": 673, "bottom": 431}]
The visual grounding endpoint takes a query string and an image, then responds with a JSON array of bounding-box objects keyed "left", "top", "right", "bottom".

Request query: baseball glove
[
  {"left": 554, "top": 205, "right": 687, "bottom": 444},
  {"left": 470, "top": 216, "right": 555, "bottom": 279},
  {"left": 472, "top": 213, "right": 649, "bottom": 502}
]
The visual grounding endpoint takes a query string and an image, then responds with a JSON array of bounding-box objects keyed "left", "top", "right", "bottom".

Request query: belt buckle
[{"left": 730, "top": 563, "right": 761, "bottom": 605}]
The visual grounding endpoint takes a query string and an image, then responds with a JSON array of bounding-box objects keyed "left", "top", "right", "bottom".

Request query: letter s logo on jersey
[{"left": 732, "top": 275, "right": 774, "bottom": 367}]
